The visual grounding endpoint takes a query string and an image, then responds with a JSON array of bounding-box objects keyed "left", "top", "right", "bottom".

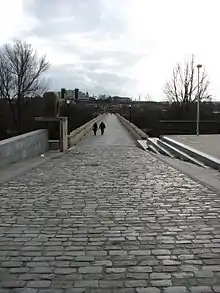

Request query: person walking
[
  {"left": 92, "top": 122, "right": 98, "bottom": 135},
  {"left": 99, "top": 121, "right": 106, "bottom": 135}
]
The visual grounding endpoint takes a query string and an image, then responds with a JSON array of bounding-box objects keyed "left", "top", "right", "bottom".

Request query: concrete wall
[
  {"left": 0, "top": 129, "right": 49, "bottom": 168},
  {"left": 68, "top": 114, "right": 105, "bottom": 147},
  {"left": 116, "top": 114, "right": 148, "bottom": 141}
]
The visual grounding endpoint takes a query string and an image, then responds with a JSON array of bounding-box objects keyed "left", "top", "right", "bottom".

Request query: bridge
[{"left": 0, "top": 114, "right": 220, "bottom": 292}]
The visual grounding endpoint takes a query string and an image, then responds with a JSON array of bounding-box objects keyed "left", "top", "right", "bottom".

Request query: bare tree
[
  {"left": 164, "top": 55, "right": 211, "bottom": 105},
  {"left": 145, "top": 93, "right": 152, "bottom": 102},
  {"left": 0, "top": 40, "right": 50, "bottom": 133}
]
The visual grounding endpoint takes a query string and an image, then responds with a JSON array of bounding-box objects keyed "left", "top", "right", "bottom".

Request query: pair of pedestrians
[{"left": 92, "top": 121, "right": 106, "bottom": 136}]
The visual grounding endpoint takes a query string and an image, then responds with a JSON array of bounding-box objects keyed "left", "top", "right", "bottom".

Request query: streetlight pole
[
  {"left": 95, "top": 105, "right": 98, "bottom": 117},
  {"left": 129, "top": 104, "right": 132, "bottom": 121},
  {"left": 196, "top": 64, "right": 202, "bottom": 136},
  {"left": 66, "top": 99, "right": 70, "bottom": 134}
]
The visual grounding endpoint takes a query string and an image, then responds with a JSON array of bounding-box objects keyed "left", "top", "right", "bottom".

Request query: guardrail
[
  {"left": 116, "top": 114, "right": 148, "bottom": 141},
  {"left": 68, "top": 114, "right": 105, "bottom": 147}
]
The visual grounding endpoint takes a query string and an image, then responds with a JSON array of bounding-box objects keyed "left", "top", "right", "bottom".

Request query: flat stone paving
[
  {"left": 168, "top": 135, "right": 220, "bottom": 160},
  {"left": 0, "top": 114, "right": 220, "bottom": 292}
]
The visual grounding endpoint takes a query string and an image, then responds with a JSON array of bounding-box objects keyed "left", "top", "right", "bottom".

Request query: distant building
[
  {"left": 66, "top": 90, "right": 75, "bottom": 100},
  {"left": 78, "top": 91, "right": 89, "bottom": 101},
  {"left": 113, "top": 96, "right": 132, "bottom": 103},
  {"left": 56, "top": 89, "right": 90, "bottom": 102},
  {"left": 89, "top": 96, "right": 96, "bottom": 102},
  {"left": 98, "top": 95, "right": 107, "bottom": 100}
]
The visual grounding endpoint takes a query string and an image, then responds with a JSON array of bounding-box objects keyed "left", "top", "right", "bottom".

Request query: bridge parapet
[
  {"left": 116, "top": 113, "right": 148, "bottom": 140},
  {"left": 0, "top": 129, "right": 48, "bottom": 168},
  {"left": 68, "top": 114, "right": 105, "bottom": 147}
]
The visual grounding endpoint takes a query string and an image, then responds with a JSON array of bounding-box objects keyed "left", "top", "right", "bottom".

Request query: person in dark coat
[
  {"left": 99, "top": 121, "right": 106, "bottom": 135},
  {"left": 92, "top": 122, "right": 98, "bottom": 135}
]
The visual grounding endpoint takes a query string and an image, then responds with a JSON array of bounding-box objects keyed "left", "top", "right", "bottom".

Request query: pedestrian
[
  {"left": 99, "top": 121, "right": 106, "bottom": 135},
  {"left": 92, "top": 122, "right": 98, "bottom": 135}
]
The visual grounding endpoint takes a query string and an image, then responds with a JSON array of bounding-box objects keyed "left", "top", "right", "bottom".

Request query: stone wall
[
  {"left": 68, "top": 114, "right": 105, "bottom": 147},
  {"left": 116, "top": 114, "right": 148, "bottom": 140},
  {"left": 0, "top": 129, "right": 49, "bottom": 167}
]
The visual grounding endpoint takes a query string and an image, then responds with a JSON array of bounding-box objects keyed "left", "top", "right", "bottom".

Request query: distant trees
[
  {"left": 164, "top": 55, "right": 211, "bottom": 106},
  {"left": 0, "top": 40, "right": 50, "bottom": 133},
  {"left": 144, "top": 93, "right": 152, "bottom": 102}
]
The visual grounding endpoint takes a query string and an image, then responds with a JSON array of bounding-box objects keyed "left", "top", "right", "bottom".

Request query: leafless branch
[
  {"left": 164, "top": 55, "right": 211, "bottom": 105},
  {"left": 0, "top": 40, "right": 50, "bottom": 131}
]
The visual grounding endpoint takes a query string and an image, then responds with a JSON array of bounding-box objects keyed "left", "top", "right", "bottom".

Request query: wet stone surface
[{"left": 0, "top": 115, "right": 220, "bottom": 292}]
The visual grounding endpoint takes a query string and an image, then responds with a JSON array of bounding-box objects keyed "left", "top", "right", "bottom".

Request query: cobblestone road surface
[{"left": 0, "top": 114, "right": 220, "bottom": 293}]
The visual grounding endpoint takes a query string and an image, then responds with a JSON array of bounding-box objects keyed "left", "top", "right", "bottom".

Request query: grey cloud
[
  {"left": 47, "top": 64, "right": 136, "bottom": 96},
  {"left": 22, "top": 0, "right": 144, "bottom": 95},
  {"left": 24, "top": 0, "right": 125, "bottom": 39}
]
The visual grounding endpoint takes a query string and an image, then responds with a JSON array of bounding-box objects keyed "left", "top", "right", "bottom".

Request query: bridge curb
[{"left": 116, "top": 114, "right": 148, "bottom": 142}]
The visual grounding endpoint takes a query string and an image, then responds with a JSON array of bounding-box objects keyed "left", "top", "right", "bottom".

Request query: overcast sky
[{"left": 0, "top": 0, "right": 219, "bottom": 100}]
